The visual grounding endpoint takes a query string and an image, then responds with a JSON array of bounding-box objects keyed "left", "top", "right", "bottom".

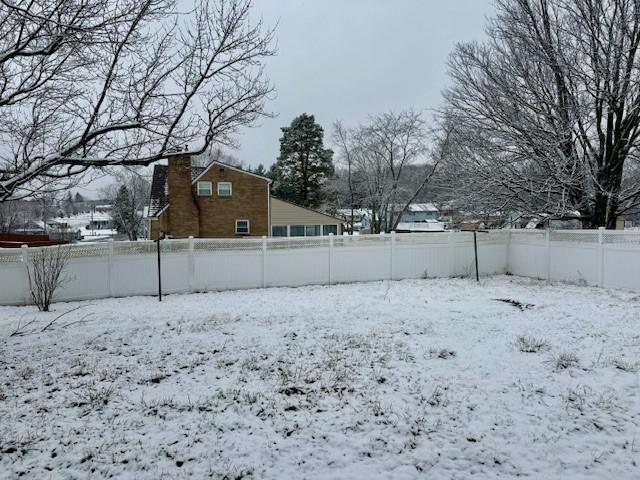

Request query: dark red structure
[{"left": 0, "top": 234, "right": 69, "bottom": 248}]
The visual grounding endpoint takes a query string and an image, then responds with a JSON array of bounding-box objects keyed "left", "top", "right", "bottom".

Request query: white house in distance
[
  {"left": 45, "top": 210, "right": 116, "bottom": 241},
  {"left": 337, "top": 203, "right": 445, "bottom": 233}
]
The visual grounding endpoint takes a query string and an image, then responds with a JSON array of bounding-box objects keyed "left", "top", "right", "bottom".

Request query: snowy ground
[{"left": 1, "top": 276, "right": 639, "bottom": 479}]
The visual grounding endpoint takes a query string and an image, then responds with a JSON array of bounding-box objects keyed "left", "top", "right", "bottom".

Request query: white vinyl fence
[{"left": 0, "top": 229, "right": 639, "bottom": 305}]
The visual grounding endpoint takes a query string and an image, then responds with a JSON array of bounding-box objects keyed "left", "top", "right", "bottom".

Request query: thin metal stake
[
  {"left": 473, "top": 230, "right": 479, "bottom": 282},
  {"left": 156, "top": 237, "right": 162, "bottom": 301}
]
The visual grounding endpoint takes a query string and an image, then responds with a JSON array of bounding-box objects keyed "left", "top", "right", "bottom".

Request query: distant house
[
  {"left": 335, "top": 208, "right": 371, "bottom": 233},
  {"left": 146, "top": 155, "right": 343, "bottom": 239},
  {"left": 394, "top": 203, "right": 439, "bottom": 223},
  {"left": 45, "top": 211, "right": 116, "bottom": 241}
]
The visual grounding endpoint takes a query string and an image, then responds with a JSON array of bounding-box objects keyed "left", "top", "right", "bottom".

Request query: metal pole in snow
[
  {"left": 473, "top": 230, "right": 479, "bottom": 282},
  {"left": 156, "top": 235, "right": 163, "bottom": 302}
]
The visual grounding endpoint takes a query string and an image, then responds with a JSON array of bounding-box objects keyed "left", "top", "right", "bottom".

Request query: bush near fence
[{"left": 0, "top": 229, "right": 639, "bottom": 305}]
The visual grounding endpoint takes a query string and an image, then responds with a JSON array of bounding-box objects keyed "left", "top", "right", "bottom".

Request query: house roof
[
  {"left": 270, "top": 197, "right": 346, "bottom": 224},
  {"left": 393, "top": 203, "right": 439, "bottom": 212},
  {"left": 147, "top": 160, "right": 268, "bottom": 218}
]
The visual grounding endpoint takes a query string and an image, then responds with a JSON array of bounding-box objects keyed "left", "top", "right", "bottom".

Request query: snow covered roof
[
  {"left": 395, "top": 221, "right": 446, "bottom": 232},
  {"left": 404, "top": 203, "right": 438, "bottom": 212},
  {"left": 390, "top": 203, "right": 439, "bottom": 212},
  {"left": 50, "top": 212, "right": 112, "bottom": 229}
]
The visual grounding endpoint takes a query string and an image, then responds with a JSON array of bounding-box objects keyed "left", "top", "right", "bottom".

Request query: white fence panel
[
  {"left": 111, "top": 255, "right": 158, "bottom": 297},
  {"left": 57, "top": 256, "right": 111, "bottom": 302},
  {"left": 508, "top": 231, "right": 547, "bottom": 279},
  {"left": 602, "top": 231, "right": 640, "bottom": 291},
  {"left": 2, "top": 229, "right": 640, "bottom": 306},
  {"left": 266, "top": 248, "right": 330, "bottom": 287},
  {"left": 0, "top": 260, "right": 26, "bottom": 304},
  {"left": 333, "top": 246, "right": 391, "bottom": 283},
  {"left": 194, "top": 251, "right": 263, "bottom": 291}
]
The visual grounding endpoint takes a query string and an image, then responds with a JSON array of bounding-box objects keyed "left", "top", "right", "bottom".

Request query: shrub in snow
[
  {"left": 514, "top": 335, "right": 549, "bottom": 353},
  {"left": 554, "top": 352, "right": 580, "bottom": 370},
  {"left": 26, "top": 245, "right": 71, "bottom": 312}
]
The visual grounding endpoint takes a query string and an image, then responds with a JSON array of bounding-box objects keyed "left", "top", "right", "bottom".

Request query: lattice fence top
[
  {"left": 550, "top": 230, "right": 599, "bottom": 243},
  {"left": 194, "top": 238, "right": 263, "bottom": 252},
  {"left": 1, "top": 230, "right": 639, "bottom": 264},
  {"left": 603, "top": 231, "right": 640, "bottom": 245},
  {"left": 0, "top": 250, "right": 22, "bottom": 263},
  {"left": 510, "top": 230, "right": 546, "bottom": 242}
]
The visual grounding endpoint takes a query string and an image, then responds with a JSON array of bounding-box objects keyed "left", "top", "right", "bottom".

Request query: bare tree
[
  {"left": 0, "top": 0, "right": 275, "bottom": 202},
  {"left": 332, "top": 121, "right": 356, "bottom": 234},
  {"left": 26, "top": 245, "right": 71, "bottom": 311},
  {"left": 443, "top": 0, "right": 640, "bottom": 228},
  {"left": 193, "top": 146, "right": 246, "bottom": 169},
  {"left": 333, "top": 111, "right": 437, "bottom": 233},
  {"left": 0, "top": 199, "right": 20, "bottom": 232}
]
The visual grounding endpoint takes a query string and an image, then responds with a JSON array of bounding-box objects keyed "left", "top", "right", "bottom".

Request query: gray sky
[
  {"left": 80, "top": 0, "right": 494, "bottom": 198},
  {"left": 233, "top": 0, "right": 494, "bottom": 168}
]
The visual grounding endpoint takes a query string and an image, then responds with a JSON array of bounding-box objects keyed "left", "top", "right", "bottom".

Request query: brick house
[{"left": 147, "top": 155, "right": 343, "bottom": 239}]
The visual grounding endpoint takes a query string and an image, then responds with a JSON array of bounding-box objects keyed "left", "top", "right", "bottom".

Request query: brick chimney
[{"left": 167, "top": 154, "right": 199, "bottom": 238}]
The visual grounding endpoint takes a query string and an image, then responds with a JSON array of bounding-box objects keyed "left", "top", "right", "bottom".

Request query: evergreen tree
[
  {"left": 271, "top": 114, "right": 334, "bottom": 208},
  {"left": 112, "top": 185, "right": 137, "bottom": 239},
  {"left": 253, "top": 163, "right": 267, "bottom": 177}
]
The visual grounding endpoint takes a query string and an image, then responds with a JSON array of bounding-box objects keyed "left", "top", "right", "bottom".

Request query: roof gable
[
  {"left": 191, "top": 160, "right": 271, "bottom": 184},
  {"left": 147, "top": 160, "right": 270, "bottom": 218}
]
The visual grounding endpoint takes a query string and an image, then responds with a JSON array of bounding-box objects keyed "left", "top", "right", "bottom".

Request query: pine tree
[
  {"left": 271, "top": 114, "right": 334, "bottom": 208},
  {"left": 112, "top": 185, "right": 136, "bottom": 239},
  {"left": 253, "top": 163, "right": 267, "bottom": 177}
]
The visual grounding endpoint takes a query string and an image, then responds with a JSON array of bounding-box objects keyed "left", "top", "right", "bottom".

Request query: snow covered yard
[{"left": 1, "top": 276, "right": 639, "bottom": 479}]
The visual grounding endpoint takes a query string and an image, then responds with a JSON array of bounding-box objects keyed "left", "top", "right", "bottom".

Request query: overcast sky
[
  {"left": 232, "top": 0, "right": 495, "bottom": 168},
  {"left": 80, "top": 0, "right": 494, "bottom": 198}
]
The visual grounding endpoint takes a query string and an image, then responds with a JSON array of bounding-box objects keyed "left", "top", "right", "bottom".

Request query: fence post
[
  {"left": 262, "top": 235, "right": 267, "bottom": 288},
  {"left": 107, "top": 239, "right": 114, "bottom": 297},
  {"left": 390, "top": 231, "right": 396, "bottom": 280},
  {"left": 20, "top": 244, "right": 30, "bottom": 305},
  {"left": 598, "top": 227, "right": 605, "bottom": 287},
  {"left": 545, "top": 229, "right": 551, "bottom": 283},
  {"left": 188, "top": 236, "right": 195, "bottom": 292},
  {"left": 328, "top": 233, "right": 334, "bottom": 285}
]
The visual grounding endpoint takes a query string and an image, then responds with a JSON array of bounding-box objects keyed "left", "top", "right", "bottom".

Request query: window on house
[
  {"left": 290, "top": 225, "right": 305, "bottom": 237},
  {"left": 235, "top": 219, "right": 250, "bottom": 234},
  {"left": 305, "top": 225, "right": 321, "bottom": 237},
  {"left": 272, "top": 225, "right": 288, "bottom": 237},
  {"left": 323, "top": 224, "right": 338, "bottom": 236},
  {"left": 218, "top": 182, "right": 232, "bottom": 196},
  {"left": 197, "top": 181, "right": 212, "bottom": 196}
]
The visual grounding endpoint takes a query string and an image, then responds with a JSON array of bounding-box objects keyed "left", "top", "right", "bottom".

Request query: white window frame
[
  {"left": 197, "top": 181, "right": 212, "bottom": 196},
  {"left": 218, "top": 182, "right": 232, "bottom": 197},
  {"left": 235, "top": 219, "right": 250, "bottom": 235}
]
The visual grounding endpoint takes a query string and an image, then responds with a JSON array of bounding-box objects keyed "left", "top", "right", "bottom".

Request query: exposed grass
[
  {"left": 428, "top": 348, "right": 456, "bottom": 359},
  {"left": 514, "top": 335, "right": 549, "bottom": 353},
  {"left": 610, "top": 357, "right": 639, "bottom": 373},
  {"left": 554, "top": 352, "right": 580, "bottom": 370}
]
